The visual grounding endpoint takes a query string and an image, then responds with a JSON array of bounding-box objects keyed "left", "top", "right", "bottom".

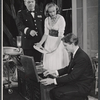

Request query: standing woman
[{"left": 36, "top": 2, "right": 69, "bottom": 70}]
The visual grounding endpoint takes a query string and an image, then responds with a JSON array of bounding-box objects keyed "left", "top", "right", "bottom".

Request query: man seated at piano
[{"left": 40, "top": 33, "right": 94, "bottom": 100}]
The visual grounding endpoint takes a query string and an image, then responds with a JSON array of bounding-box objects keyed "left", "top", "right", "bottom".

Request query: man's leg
[{"left": 50, "top": 84, "right": 85, "bottom": 100}]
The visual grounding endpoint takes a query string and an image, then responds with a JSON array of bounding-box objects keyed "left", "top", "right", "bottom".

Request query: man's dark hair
[{"left": 61, "top": 33, "right": 79, "bottom": 45}]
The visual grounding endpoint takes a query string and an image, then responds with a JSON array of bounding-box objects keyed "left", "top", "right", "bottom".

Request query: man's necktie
[
  {"left": 29, "top": 11, "right": 35, "bottom": 13},
  {"left": 68, "top": 53, "right": 74, "bottom": 72},
  {"left": 69, "top": 53, "right": 73, "bottom": 66}
]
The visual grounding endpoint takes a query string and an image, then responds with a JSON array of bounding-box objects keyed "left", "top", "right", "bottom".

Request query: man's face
[
  {"left": 63, "top": 42, "right": 73, "bottom": 53},
  {"left": 24, "top": 0, "right": 35, "bottom": 11}
]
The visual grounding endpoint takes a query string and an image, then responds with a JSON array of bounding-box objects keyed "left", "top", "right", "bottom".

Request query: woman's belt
[{"left": 49, "top": 29, "right": 58, "bottom": 37}]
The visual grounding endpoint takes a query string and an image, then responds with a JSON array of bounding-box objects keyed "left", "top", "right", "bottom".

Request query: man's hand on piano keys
[{"left": 40, "top": 78, "right": 54, "bottom": 85}]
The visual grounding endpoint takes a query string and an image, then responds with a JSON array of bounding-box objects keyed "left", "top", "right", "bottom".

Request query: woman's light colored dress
[{"left": 43, "top": 14, "right": 69, "bottom": 70}]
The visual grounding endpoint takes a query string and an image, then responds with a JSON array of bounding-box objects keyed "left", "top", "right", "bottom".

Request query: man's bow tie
[{"left": 29, "top": 11, "right": 35, "bottom": 13}]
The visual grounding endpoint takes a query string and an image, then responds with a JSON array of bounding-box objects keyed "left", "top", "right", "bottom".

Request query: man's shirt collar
[{"left": 73, "top": 46, "right": 79, "bottom": 58}]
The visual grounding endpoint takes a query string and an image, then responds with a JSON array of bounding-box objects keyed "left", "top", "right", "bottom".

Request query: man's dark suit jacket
[
  {"left": 16, "top": 7, "right": 43, "bottom": 49},
  {"left": 56, "top": 48, "right": 94, "bottom": 95}
]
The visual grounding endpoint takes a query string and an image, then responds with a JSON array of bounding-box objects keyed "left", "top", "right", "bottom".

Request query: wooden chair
[{"left": 91, "top": 57, "right": 98, "bottom": 94}]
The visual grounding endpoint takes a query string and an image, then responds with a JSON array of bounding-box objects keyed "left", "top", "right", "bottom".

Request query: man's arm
[
  {"left": 56, "top": 58, "right": 88, "bottom": 84},
  {"left": 16, "top": 10, "right": 26, "bottom": 33},
  {"left": 57, "top": 66, "right": 69, "bottom": 76},
  {"left": 16, "top": 10, "right": 37, "bottom": 37},
  {"left": 40, "top": 67, "right": 68, "bottom": 86}
]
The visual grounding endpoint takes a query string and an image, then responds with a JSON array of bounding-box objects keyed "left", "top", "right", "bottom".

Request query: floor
[{"left": 3, "top": 87, "right": 25, "bottom": 100}]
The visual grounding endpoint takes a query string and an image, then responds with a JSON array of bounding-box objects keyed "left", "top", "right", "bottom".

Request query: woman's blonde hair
[{"left": 44, "top": 2, "right": 59, "bottom": 17}]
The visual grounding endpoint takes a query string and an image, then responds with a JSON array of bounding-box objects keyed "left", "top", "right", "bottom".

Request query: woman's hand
[{"left": 35, "top": 43, "right": 42, "bottom": 48}]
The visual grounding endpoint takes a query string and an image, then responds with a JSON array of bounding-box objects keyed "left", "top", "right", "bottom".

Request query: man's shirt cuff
[
  {"left": 24, "top": 27, "right": 29, "bottom": 34},
  {"left": 55, "top": 70, "right": 59, "bottom": 76},
  {"left": 54, "top": 78, "right": 57, "bottom": 85},
  {"left": 53, "top": 70, "right": 59, "bottom": 85}
]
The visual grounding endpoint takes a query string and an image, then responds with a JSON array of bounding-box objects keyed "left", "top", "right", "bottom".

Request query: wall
[
  {"left": 87, "top": 0, "right": 98, "bottom": 57},
  {"left": 72, "top": 0, "right": 98, "bottom": 57}
]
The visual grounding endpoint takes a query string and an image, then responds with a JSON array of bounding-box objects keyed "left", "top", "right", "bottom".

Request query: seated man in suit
[{"left": 40, "top": 33, "right": 94, "bottom": 100}]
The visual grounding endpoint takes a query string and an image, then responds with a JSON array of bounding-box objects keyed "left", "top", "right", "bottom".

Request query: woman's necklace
[
  {"left": 51, "top": 15, "right": 57, "bottom": 22},
  {"left": 51, "top": 15, "right": 58, "bottom": 25}
]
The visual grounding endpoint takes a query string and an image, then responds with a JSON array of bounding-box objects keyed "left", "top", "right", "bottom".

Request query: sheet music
[{"left": 33, "top": 45, "right": 48, "bottom": 54}]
